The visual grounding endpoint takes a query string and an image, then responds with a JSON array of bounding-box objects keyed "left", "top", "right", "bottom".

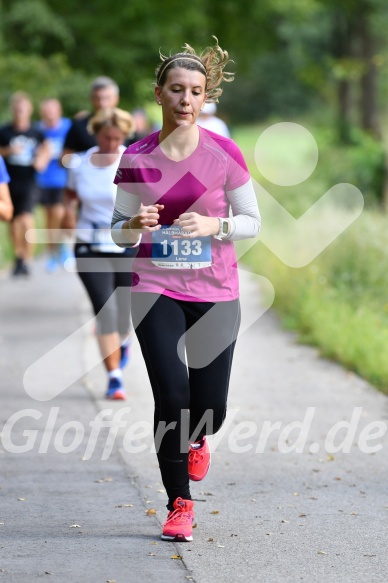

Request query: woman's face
[
  {"left": 155, "top": 67, "right": 207, "bottom": 132},
  {"left": 96, "top": 126, "right": 125, "bottom": 153}
]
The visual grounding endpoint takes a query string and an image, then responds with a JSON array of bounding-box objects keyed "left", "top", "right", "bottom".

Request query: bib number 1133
[
  {"left": 160, "top": 238, "right": 202, "bottom": 256},
  {"left": 152, "top": 225, "right": 212, "bottom": 269}
]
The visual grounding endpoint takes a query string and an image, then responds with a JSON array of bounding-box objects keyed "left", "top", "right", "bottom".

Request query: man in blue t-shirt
[{"left": 36, "top": 98, "right": 72, "bottom": 271}]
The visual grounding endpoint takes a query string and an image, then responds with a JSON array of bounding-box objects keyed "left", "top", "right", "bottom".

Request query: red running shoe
[
  {"left": 161, "top": 498, "right": 194, "bottom": 542},
  {"left": 188, "top": 436, "right": 211, "bottom": 481}
]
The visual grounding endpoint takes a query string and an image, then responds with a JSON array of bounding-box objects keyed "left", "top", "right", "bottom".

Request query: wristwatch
[{"left": 213, "top": 218, "right": 229, "bottom": 240}]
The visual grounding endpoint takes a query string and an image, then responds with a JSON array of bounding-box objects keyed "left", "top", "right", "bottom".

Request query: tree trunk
[
  {"left": 358, "top": 15, "right": 380, "bottom": 137},
  {"left": 332, "top": 9, "right": 354, "bottom": 143},
  {"left": 337, "top": 79, "right": 352, "bottom": 143}
]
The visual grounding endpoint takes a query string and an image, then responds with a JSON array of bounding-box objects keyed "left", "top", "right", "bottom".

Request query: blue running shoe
[
  {"left": 120, "top": 342, "right": 131, "bottom": 369},
  {"left": 105, "top": 377, "right": 126, "bottom": 400},
  {"left": 46, "top": 256, "right": 59, "bottom": 273},
  {"left": 59, "top": 243, "right": 72, "bottom": 264},
  {"left": 58, "top": 243, "right": 76, "bottom": 270}
]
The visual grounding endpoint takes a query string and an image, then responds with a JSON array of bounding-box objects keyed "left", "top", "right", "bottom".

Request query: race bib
[
  {"left": 151, "top": 225, "right": 212, "bottom": 269},
  {"left": 90, "top": 223, "right": 125, "bottom": 253}
]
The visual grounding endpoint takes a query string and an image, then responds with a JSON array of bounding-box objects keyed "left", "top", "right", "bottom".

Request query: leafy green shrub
[
  {"left": 237, "top": 122, "right": 388, "bottom": 393},
  {"left": 317, "top": 127, "right": 386, "bottom": 207}
]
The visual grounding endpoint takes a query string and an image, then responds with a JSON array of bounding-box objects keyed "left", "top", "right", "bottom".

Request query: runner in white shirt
[
  {"left": 197, "top": 101, "right": 230, "bottom": 138},
  {"left": 63, "top": 108, "right": 136, "bottom": 400}
]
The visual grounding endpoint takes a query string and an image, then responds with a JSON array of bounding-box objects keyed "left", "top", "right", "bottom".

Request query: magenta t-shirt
[{"left": 114, "top": 127, "right": 250, "bottom": 302}]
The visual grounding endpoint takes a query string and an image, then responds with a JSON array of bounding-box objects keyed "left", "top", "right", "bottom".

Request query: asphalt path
[{"left": 1, "top": 257, "right": 387, "bottom": 583}]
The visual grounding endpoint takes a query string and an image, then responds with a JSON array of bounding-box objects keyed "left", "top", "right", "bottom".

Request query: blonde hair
[
  {"left": 155, "top": 36, "right": 234, "bottom": 102},
  {"left": 87, "top": 108, "right": 135, "bottom": 136}
]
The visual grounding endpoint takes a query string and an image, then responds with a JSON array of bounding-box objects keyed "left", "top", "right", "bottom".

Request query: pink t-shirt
[{"left": 114, "top": 127, "right": 250, "bottom": 302}]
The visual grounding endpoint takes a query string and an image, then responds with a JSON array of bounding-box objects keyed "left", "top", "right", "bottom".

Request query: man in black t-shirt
[
  {"left": 62, "top": 76, "right": 140, "bottom": 164},
  {"left": 0, "top": 92, "right": 50, "bottom": 276},
  {"left": 62, "top": 77, "right": 121, "bottom": 158}
]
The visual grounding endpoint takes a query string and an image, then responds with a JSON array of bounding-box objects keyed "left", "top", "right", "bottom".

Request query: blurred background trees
[
  {"left": 1, "top": 0, "right": 387, "bottom": 131},
  {"left": 0, "top": 0, "right": 387, "bottom": 201}
]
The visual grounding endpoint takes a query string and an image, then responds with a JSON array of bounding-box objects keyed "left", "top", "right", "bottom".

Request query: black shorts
[
  {"left": 39, "top": 187, "right": 65, "bottom": 206},
  {"left": 9, "top": 181, "right": 35, "bottom": 217}
]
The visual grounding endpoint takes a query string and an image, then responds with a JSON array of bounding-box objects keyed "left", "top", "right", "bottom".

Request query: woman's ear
[{"left": 155, "top": 86, "right": 162, "bottom": 105}]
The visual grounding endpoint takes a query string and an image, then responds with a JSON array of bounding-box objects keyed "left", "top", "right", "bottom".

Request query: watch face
[{"left": 222, "top": 220, "right": 229, "bottom": 234}]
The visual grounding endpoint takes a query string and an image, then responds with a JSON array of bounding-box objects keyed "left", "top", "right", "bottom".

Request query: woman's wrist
[
  {"left": 122, "top": 218, "right": 141, "bottom": 244},
  {"left": 213, "top": 217, "right": 230, "bottom": 240}
]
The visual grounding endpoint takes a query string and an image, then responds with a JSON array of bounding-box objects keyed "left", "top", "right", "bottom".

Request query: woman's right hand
[{"left": 125, "top": 203, "right": 164, "bottom": 232}]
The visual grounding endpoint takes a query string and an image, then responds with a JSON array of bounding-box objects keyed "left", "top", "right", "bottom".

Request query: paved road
[{"left": 1, "top": 257, "right": 387, "bottom": 583}]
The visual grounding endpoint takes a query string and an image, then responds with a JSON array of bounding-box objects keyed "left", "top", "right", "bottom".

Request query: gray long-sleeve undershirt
[{"left": 111, "top": 179, "right": 261, "bottom": 247}]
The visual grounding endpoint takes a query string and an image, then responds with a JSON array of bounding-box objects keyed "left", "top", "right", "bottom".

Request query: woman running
[
  {"left": 63, "top": 108, "right": 136, "bottom": 400},
  {"left": 111, "top": 38, "right": 260, "bottom": 541}
]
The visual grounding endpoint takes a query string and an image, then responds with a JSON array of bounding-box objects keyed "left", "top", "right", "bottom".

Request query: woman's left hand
[{"left": 173, "top": 212, "right": 219, "bottom": 237}]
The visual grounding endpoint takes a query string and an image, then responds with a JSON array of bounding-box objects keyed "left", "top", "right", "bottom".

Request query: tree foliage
[
  {"left": 0, "top": 0, "right": 90, "bottom": 120},
  {"left": 2, "top": 0, "right": 73, "bottom": 53},
  {"left": 0, "top": 0, "right": 387, "bottom": 137}
]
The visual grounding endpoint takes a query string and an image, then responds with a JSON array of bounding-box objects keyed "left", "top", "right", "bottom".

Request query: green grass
[
  {"left": 0, "top": 221, "right": 13, "bottom": 268},
  {"left": 235, "top": 121, "right": 388, "bottom": 393}
]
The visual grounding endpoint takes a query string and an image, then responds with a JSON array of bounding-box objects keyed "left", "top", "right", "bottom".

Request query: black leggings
[
  {"left": 75, "top": 243, "right": 135, "bottom": 335},
  {"left": 131, "top": 292, "right": 241, "bottom": 508}
]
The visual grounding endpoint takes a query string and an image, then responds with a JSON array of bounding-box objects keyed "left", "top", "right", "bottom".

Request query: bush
[
  {"left": 237, "top": 122, "right": 388, "bottom": 393},
  {"left": 320, "top": 128, "right": 386, "bottom": 207},
  {"left": 244, "top": 212, "right": 388, "bottom": 392}
]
